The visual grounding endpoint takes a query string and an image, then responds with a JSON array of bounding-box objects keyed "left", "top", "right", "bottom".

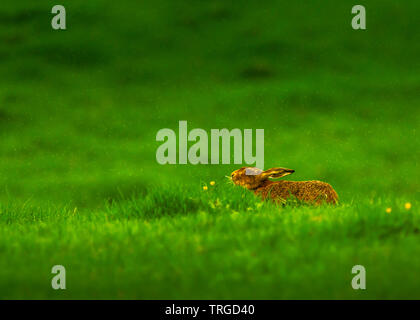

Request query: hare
[{"left": 230, "top": 167, "right": 338, "bottom": 205}]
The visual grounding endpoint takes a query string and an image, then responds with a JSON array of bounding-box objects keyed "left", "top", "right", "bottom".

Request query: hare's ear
[{"left": 261, "top": 167, "right": 295, "bottom": 179}]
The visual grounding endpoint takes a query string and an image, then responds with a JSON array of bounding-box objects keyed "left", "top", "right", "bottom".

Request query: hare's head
[{"left": 230, "top": 167, "right": 295, "bottom": 190}]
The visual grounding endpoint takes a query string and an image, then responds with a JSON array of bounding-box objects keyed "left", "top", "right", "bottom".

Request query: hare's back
[{"left": 257, "top": 180, "right": 338, "bottom": 204}]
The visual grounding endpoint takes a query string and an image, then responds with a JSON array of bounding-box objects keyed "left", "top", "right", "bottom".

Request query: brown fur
[{"left": 230, "top": 167, "right": 338, "bottom": 205}]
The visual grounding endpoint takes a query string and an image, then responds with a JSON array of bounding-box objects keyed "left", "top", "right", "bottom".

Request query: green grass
[
  {"left": 0, "top": 185, "right": 419, "bottom": 299},
  {"left": 0, "top": 0, "right": 419, "bottom": 299}
]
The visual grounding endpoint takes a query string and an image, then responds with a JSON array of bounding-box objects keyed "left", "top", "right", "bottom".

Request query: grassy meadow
[{"left": 0, "top": 0, "right": 419, "bottom": 299}]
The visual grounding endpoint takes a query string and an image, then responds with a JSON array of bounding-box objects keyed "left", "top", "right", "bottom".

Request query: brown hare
[{"left": 230, "top": 167, "right": 338, "bottom": 205}]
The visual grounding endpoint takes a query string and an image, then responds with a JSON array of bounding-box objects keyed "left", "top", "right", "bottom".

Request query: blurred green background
[
  {"left": 0, "top": 0, "right": 419, "bottom": 299},
  {"left": 1, "top": 0, "right": 418, "bottom": 207}
]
